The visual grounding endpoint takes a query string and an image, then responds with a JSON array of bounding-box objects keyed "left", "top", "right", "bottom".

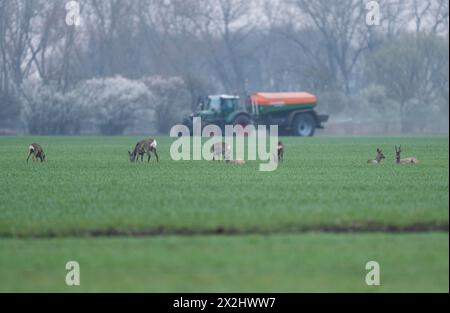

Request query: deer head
[
  {"left": 376, "top": 148, "right": 385, "bottom": 162},
  {"left": 128, "top": 150, "right": 137, "bottom": 162}
]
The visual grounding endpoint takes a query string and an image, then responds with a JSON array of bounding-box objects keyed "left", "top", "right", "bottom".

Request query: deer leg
[
  {"left": 154, "top": 149, "right": 159, "bottom": 162},
  {"left": 147, "top": 151, "right": 151, "bottom": 162},
  {"left": 26, "top": 151, "right": 32, "bottom": 163}
]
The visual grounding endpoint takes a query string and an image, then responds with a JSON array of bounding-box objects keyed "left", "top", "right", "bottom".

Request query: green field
[{"left": 0, "top": 136, "right": 448, "bottom": 292}]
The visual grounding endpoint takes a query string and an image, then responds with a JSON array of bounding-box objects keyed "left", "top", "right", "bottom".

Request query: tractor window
[
  {"left": 199, "top": 99, "right": 209, "bottom": 110},
  {"left": 209, "top": 98, "right": 220, "bottom": 112},
  {"left": 222, "top": 99, "right": 236, "bottom": 113}
]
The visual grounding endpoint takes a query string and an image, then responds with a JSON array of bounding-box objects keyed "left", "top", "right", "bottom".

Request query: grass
[
  {"left": 0, "top": 233, "right": 447, "bottom": 292},
  {"left": 0, "top": 136, "right": 447, "bottom": 236},
  {"left": 0, "top": 136, "right": 448, "bottom": 292}
]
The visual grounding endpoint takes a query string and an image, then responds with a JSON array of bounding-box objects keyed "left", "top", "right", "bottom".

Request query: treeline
[{"left": 0, "top": 0, "right": 448, "bottom": 135}]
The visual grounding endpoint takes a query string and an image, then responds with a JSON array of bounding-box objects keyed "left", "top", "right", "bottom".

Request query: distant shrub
[
  {"left": 21, "top": 80, "right": 86, "bottom": 135},
  {"left": 77, "top": 76, "right": 153, "bottom": 135},
  {"left": 143, "top": 76, "right": 190, "bottom": 134}
]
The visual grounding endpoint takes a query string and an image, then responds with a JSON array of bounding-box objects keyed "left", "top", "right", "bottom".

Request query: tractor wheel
[
  {"left": 292, "top": 114, "right": 315, "bottom": 137},
  {"left": 233, "top": 115, "right": 252, "bottom": 136},
  {"left": 233, "top": 115, "right": 252, "bottom": 127}
]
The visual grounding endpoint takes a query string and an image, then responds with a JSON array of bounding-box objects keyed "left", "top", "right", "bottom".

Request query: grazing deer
[
  {"left": 27, "top": 143, "right": 46, "bottom": 162},
  {"left": 367, "top": 148, "right": 385, "bottom": 164},
  {"left": 395, "top": 146, "right": 419, "bottom": 164},
  {"left": 210, "top": 141, "right": 231, "bottom": 161},
  {"left": 128, "top": 138, "right": 159, "bottom": 162}
]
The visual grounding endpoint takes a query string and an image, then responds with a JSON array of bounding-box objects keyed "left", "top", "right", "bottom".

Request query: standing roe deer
[
  {"left": 27, "top": 143, "right": 46, "bottom": 162},
  {"left": 210, "top": 142, "right": 245, "bottom": 165},
  {"left": 395, "top": 146, "right": 419, "bottom": 164},
  {"left": 128, "top": 138, "right": 159, "bottom": 162},
  {"left": 367, "top": 148, "right": 385, "bottom": 164},
  {"left": 210, "top": 141, "right": 231, "bottom": 161}
]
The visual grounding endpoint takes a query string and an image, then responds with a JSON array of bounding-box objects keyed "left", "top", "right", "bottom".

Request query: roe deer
[
  {"left": 128, "top": 138, "right": 159, "bottom": 162},
  {"left": 210, "top": 141, "right": 231, "bottom": 161},
  {"left": 367, "top": 148, "right": 385, "bottom": 164},
  {"left": 27, "top": 143, "right": 46, "bottom": 162},
  {"left": 277, "top": 141, "right": 284, "bottom": 162},
  {"left": 225, "top": 159, "right": 246, "bottom": 165},
  {"left": 395, "top": 146, "right": 419, "bottom": 164}
]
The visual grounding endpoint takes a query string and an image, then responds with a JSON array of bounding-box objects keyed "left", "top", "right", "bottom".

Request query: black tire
[
  {"left": 292, "top": 114, "right": 316, "bottom": 137},
  {"left": 233, "top": 114, "right": 252, "bottom": 127},
  {"left": 232, "top": 114, "right": 252, "bottom": 136}
]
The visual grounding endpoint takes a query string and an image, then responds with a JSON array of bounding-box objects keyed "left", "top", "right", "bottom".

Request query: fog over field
[{"left": 0, "top": 0, "right": 448, "bottom": 135}]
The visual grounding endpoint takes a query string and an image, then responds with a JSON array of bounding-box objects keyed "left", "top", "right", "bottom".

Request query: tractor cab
[
  {"left": 195, "top": 95, "right": 240, "bottom": 124},
  {"left": 198, "top": 95, "right": 239, "bottom": 115}
]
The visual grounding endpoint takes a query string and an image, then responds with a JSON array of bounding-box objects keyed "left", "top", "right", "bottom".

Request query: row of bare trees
[{"left": 0, "top": 0, "right": 448, "bottom": 134}]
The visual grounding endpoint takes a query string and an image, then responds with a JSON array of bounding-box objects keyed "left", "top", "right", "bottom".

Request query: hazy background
[{"left": 0, "top": 0, "right": 448, "bottom": 135}]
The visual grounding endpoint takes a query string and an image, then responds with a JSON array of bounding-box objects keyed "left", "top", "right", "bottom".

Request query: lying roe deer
[
  {"left": 395, "top": 146, "right": 419, "bottom": 164},
  {"left": 128, "top": 138, "right": 159, "bottom": 162},
  {"left": 367, "top": 148, "right": 385, "bottom": 164},
  {"left": 210, "top": 141, "right": 231, "bottom": 161},
  {"left": 27, "top": 143, "right": 46, "bottom": 162},
  {"left": 225, "top": 159, "right": 246, "bottom": 165}
]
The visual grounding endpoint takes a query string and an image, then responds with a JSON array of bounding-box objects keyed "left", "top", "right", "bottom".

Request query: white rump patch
[
  {"left": 29, "top": 145, "right": 34, "bottom": 151},
  {"left": 151, "top": 140, "right": 157, "bottom": 148}
]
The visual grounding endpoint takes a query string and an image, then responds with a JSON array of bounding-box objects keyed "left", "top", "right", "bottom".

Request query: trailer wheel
[{"left": 293, "top": 114, "right": 315, "bottom": 137}]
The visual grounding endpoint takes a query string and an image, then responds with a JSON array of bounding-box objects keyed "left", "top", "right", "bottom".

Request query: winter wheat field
[{"left": 0, "top": 136, "right": 448, "bottom": 292}]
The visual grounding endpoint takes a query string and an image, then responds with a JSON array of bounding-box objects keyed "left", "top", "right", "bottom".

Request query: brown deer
[
  {"left": 210, "top": 142, "right": 245, "bottom": 165},
  {"left": 367, "top": 148, "right": 385, "bottom": 164},
  {"left": 277, "top": 141, "right": 284, "bottom": 162},
  {"left": 128, "top": 138, "right": 159, "bottom": 162},
  {"left": 225, "top": 159, "right": 246, "bottom": 165},
  {"left": 395, "top": 146, "right": 419, "bottom": 164},
  {"left": 210, "top": 141, "right": 231, "bottom": 161},
  {"left": 27, "top": 143, "right": 46, "bottom": 162}
]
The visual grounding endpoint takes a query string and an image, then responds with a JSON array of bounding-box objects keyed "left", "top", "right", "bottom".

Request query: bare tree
[{"left": 290, "top": 0, "right": 372, "bottom": 95}]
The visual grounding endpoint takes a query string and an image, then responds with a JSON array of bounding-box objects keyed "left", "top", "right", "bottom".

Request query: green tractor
[{"left": 182, "top": 92, "right": 329, "bottom": 136}]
